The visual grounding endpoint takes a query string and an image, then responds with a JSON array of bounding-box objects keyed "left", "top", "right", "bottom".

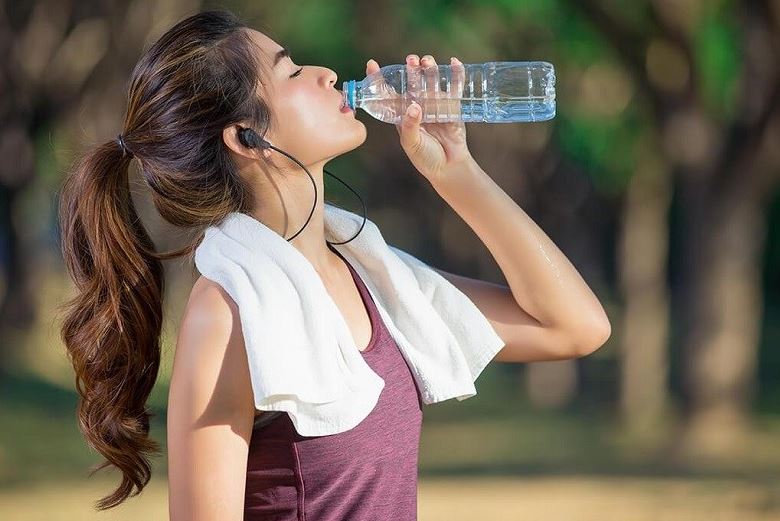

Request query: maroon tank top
[{"left": 244, "top": 243, "right": 424, "bottom": 521}]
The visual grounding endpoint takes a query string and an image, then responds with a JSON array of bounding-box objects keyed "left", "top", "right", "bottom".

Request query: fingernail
[{"left": 408, "top": 103, "right": 420, "bottom": 117}]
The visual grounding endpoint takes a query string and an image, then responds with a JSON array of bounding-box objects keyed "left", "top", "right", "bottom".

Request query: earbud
[{"left": 237, "top": 127, "right": 272, "bottom": 150}]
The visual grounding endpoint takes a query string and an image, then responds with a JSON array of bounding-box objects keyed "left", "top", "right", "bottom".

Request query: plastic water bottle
[{"left": 341, "top": 61, "right": 556, "bottom": 124}]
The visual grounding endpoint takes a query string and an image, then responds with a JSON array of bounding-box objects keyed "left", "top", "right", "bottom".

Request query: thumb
[{"left": 399, "top": 101, "right": 422, "bottom": 154}]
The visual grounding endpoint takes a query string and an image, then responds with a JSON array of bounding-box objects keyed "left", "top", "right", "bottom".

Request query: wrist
[{"left": 429, "top": 155, "right": 483, "bottom": 196}]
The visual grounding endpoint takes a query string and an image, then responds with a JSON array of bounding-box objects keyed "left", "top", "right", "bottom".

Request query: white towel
[{"left": 193, "top": 203, "right": 505, "bottom": 436}]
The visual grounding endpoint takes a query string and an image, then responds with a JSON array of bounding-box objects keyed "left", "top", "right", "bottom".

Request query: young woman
[{"left": 58, "top": 9, "right": 611, "bottom": 521}]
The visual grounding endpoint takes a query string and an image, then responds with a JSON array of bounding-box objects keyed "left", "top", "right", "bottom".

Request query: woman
[{"left": 58, "top": 8, "right": 611, "bottom": 520}]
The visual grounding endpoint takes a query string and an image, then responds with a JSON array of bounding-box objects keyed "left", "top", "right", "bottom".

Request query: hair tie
[{"left": 116, "top": 133, "right": 134, "bottom": 158}]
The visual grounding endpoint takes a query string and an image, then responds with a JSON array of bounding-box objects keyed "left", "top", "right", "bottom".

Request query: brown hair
[{"left": 57, "top": 9, "right": 272, "bottom": 510}]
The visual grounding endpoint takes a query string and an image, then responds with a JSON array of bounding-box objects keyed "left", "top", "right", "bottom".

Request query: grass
[
  {"left": 1, "top": 476, "right": 778, "bottom": 520},
  {"left": 2, "top": 344, "right": 780, "bottom": 519}
]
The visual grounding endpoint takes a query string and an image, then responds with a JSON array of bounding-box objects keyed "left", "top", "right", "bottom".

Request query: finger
[
  {"left": 449, "top": 56, "right": 465, "bottom": 122},
  {"left": 421, "top": 55, "right": 439, "bottom": 94},
  {"left": 406, "top": 54, "right": 422, "bottom": 103},
  {"left": 399, "top": 100, "right": 422, "bottom": 153},
  {"left": 421, "top": 54, "right": 439, "bottom": 122},
  {"left": 449, "top": 56, "right": 465, "bottom": 97},
  {"left": 366, "top": 58, "right": 398, "bottom": 98},
  {"left": 366, "top": 58, "right": 381, "bottom": 75}
]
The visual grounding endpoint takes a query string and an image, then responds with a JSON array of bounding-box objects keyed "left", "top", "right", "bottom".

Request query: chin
[
  {"left": 319, "top": 122, "right": 367, "bottom": 163},
  {"left": 353, "top": 123, "right": 368, "bottom": 145},
  {"left": 341, "top": 124, "right": 368, "bottom": 152}
]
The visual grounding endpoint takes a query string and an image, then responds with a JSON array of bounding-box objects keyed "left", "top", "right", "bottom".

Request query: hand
[{"left": 366, "top": 54, "right": 473, "bottom": 184}]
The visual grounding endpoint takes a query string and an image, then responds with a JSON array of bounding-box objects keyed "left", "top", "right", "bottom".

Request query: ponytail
[
  {"left": 58, "top": 138, "right": 169, "bottom": 510},
  {"left": 56, "top": 8, "right": 270, "bottom": 510}
]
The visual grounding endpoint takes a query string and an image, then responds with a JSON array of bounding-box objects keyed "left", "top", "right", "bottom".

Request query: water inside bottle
[{"left": 351, "top": 61, "right": 555, "bottom": 124}]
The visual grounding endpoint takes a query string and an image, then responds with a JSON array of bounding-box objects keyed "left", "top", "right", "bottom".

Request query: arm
[
  {"left": 428, "top": 158, "right": 612, "bottom": 363},
  {"left": 431, "top": 267, "right": 604, "bottom": 363},
  {"left": 167, "top": 277, "right": 256, "bottom": 521},
  {"left": 382, "top": 53, "right": 609, "bottom": 363}
]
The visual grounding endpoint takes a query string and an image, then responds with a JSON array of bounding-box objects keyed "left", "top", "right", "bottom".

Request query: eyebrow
[{"left": 273, "top": 47, "right": 291, "bottom": 68}]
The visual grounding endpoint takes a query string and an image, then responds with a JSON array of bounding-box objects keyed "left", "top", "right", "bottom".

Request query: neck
[{"left": 249, "top": 159, "right": 339, "bottom": 273}]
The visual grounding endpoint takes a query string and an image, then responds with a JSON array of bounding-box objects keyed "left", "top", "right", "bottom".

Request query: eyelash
[{"left": 290, "top": 67, "right": 303, "bottom": 78}]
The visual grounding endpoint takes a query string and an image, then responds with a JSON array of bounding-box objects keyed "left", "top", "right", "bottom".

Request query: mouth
[{"left": 339, "top": 93, "right": 352, "bottom": 112}]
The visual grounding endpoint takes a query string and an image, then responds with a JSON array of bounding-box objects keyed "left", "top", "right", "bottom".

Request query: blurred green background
[{"left": 1, "top": 0, "right": 779, "bottom": 519}]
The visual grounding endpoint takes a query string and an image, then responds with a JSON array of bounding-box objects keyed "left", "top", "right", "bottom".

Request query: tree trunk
[
  {"left": 617, "top": 140, "right": 675, "bottom": 446},
  {"left": 675, "top": 176, "right": 766, "bottom": 461}
]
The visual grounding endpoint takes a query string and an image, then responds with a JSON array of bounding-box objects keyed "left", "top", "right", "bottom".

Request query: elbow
[{"left": 571, "top": 313, "right": 612, "bottom": 358}]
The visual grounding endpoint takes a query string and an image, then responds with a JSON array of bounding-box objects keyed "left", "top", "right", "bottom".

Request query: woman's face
[{"left": 249, "top": 29, "right": 366, "bottom": 168}]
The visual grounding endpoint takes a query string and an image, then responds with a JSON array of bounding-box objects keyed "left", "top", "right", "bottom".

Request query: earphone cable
[{"left": 260, "top": 141, "right": 367, "bottom": 245}]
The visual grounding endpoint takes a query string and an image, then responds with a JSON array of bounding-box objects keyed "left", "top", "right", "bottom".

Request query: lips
[
  {"left": 339, "top": 94, "right": 353, "bottom": 113},
  {"left": 339, "top": 95, "right": 349, "bottom": 111}
]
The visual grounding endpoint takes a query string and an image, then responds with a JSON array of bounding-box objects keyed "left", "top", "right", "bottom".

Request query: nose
[{"left": 324, "top": 67, "right": 337, "bottom": 88}]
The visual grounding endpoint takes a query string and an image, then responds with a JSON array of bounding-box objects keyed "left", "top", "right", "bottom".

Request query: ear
[{"left": 222, "top": 124, "right": 273, "bottom": 160}]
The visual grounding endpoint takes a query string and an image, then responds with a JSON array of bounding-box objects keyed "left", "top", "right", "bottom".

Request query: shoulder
[
  {"left": 170, "top": 275, "right": 255, "bottom": 420},
  {"left": 186, "top": 275, "right": 239, "bottom": 327},
  {"left": 177, "top": 276, "right": 241, "bottom": 356}
]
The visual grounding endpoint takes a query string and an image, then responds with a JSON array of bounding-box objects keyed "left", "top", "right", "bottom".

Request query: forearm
[{"left": 429, "top": 157, "right": 610, "bottom": 337}]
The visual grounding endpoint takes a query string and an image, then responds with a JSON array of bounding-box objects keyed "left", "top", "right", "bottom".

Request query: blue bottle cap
[{"left": 343, "top": 80, "right": 356, "bottom": 110}]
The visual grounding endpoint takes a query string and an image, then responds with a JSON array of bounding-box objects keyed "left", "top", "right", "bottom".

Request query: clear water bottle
[{"left": 341, "top": 61, "right": 556, "bottom": 124}]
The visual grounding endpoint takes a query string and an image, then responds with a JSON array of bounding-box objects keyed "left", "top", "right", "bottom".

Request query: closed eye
[{"left": 290, "top": 67, "right": 303, "bottom": 78}]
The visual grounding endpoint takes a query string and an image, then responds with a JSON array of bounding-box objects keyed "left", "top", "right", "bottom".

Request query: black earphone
[
  {"left": 236, "top": 126, "right": 366, "bottom": 244},
  {"left": 237, "top": 127, "right": 272, "bottom": 150}
]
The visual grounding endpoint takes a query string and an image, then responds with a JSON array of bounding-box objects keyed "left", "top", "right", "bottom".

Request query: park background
[{"left": 0, "top": 0, "right": 779, "bottom": 519}]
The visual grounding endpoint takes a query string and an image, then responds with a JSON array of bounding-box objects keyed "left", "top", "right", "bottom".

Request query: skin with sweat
[{"left": 168, "top": 26, "right": 610, "bottom": 521}]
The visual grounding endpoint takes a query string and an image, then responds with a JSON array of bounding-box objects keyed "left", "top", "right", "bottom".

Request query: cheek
[
  {"left": 277, "top": 86, "right": 351, "bottom": 144},
  {"left": 283, "top": 80, "right": 339, "bottom": 119},
  {"left": 289, "top": 87, "right": 337, "bottom": 130}
]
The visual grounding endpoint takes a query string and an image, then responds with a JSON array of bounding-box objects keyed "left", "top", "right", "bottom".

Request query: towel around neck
[{"left": 193, "top": 203, "right": 505, "bottom": 436}]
